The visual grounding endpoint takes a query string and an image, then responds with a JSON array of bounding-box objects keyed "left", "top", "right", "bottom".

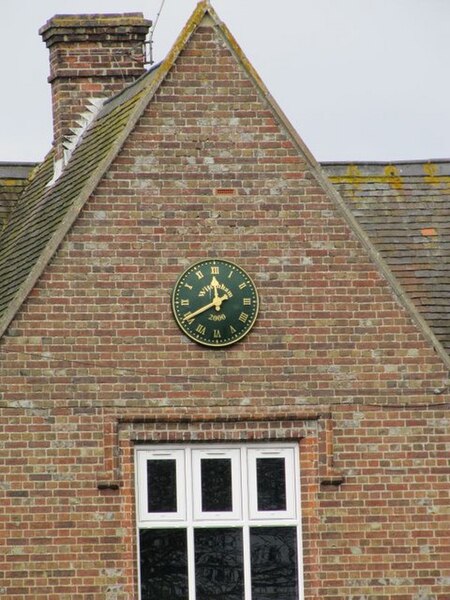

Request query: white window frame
[
  {"left": 135, "top": 443, "right": 304, "bottom": 600},
  {"left": 192, "top": 447, "right": 242, "bottom": 521},
  {"left": 247, "top": 446, "right": 297, "bottom": 520},
  {"left": 136, "top": 447, "right": 186, "bottom": 523}
]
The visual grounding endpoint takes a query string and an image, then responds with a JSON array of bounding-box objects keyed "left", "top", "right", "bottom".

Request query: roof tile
[{"left": 323, "top": 161, "right": 450, "bottom": 353}]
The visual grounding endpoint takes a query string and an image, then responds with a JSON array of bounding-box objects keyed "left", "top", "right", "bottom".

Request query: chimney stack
[{"left": 40, "top": 14, "right": 152, "bottom": 161}]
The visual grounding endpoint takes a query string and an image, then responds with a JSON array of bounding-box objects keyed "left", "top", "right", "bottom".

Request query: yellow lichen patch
[
  {"left": 423, "top": 163, "right": 440, "bottom": 186},
  {"left": 327, "top": 165, "right": 360, "bottom": 184},
  {"left": 346, "top": 165, "right": 362, "bottom": 192},
  {"left": 325, "top": 165, "right": 362, "bottom": 196},
  {"left": 423, "top": 163, "right": 450, "bottom": 189},
  {"left": 346, "top": 165, "right": 362, "bottom": 178},
  {"left": 159, "top": 2, "right": 210, "bottom": 76},
  {"left": 383, "top": 165, "right": 403, "bottom": 190},
  {"left": 0, "top": 178, "right": 22, "bottom": 187}
]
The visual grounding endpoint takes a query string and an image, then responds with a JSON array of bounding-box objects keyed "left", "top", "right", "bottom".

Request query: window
[{"left": 136, "top": 443, "right": 303, "bottom": 600}]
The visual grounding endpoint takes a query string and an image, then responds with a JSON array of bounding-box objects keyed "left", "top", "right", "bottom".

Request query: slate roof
[
  {"left": 0, "top": 163, "right": 37, "bottom": 228},
  {"left": 0, "top": 0, "right": 448, "bottom": 370},
  {"left": 324, "top": 161, "right": 450, "bottom": 353}
]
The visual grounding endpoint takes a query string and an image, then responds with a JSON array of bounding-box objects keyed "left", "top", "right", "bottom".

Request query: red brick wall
[
  {"left": 40, "top": 14, "right": 151, "bottom": 161},
  {"left": 0, "top": 22, "right": 449, "bottom": 598}
]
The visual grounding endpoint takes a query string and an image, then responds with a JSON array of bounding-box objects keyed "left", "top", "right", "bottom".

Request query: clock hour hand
[
  {"left": 182, "top": 293, "right": 228, "bottom": 321},
  {"left": 211, "top": 276, "right": 219, "bottom": 297},
  {"left": 211, "top": 276, "right": 221, "bottom": 309}
]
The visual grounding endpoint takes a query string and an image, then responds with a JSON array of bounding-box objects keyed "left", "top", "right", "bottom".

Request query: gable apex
[
  {"left": 0, "top": 2, "right": 449, "bottom": 378},
  {"left": 155, "top": 0, "right": 266, "bottom": 92},
  {"left": 157, "top": 1, "right": 227, "bottom": 72}
]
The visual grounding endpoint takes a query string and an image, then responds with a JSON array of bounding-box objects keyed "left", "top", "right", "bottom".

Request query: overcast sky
[{"left": 1, "top": 0, "right": 449, "bottom": 163}]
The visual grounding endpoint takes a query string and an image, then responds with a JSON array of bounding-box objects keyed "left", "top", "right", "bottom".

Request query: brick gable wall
[{"left": 0, "top": 22, "right": 449, "bottom": 599}]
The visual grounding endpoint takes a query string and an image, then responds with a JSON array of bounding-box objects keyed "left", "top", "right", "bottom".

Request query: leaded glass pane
[
  {"left": 147, "top": 459, "right": 177, "bottom": 513},
  {"left": 201, "top": 458, "right": 233, "bottom": 512},
  {"left": 140, "top": 528, "right": 188, "bottom": 600},
  {"left": 256, "top": 457, "right": 286, "bottom": 511},
  {"left": 195, "top": 528, "right": 244, "bottom": 600},
  {"left": 250, "top": 526, "right": 298, "bottom": 600}
]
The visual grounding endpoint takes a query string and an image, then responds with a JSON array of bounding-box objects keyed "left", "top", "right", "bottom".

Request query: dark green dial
[{"left": 172, "top": 259, "right": 259, "bottom": 347}]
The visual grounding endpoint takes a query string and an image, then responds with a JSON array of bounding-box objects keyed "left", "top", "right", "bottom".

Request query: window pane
[
  {"left": 256, "top": 458, "right": 286, "bottom": 511},
  {"left": 147, "top": 459, "right": 177, "bottom": 513},
  {"left": 201, "top": 458, "right": 233, "bottom": 512},
  {"left": 250, "top": 526, "right": 298, "bottom": 600},
  {"left": 139, "top": 529, "right": 188, "bottom": 600},
  {"left": 195, "top": 528, "right": 244, "bottom": 600}
]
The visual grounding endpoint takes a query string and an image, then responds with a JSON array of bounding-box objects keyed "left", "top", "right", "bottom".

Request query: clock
[{"left": 172, "top": 259, "right": 259, "bottom": 347}]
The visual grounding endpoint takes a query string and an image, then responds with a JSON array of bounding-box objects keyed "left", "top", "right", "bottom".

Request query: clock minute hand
[
  {"left": 182, "top": 294, "right": 228, "bottom": 321},
  {"left": 183, "top": 300, "right": 216, "bottom": 321}
]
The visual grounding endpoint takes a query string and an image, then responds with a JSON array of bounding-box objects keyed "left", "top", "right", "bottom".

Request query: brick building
[{"left": 0, "top": 2, "right": 449, "bottom": 599}]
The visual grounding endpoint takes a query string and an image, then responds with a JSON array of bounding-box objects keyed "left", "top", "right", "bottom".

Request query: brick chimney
[{"left": 40, "top": 14, "right": 152, "bottom": 162}]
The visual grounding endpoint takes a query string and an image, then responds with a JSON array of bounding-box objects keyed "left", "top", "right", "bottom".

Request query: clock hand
[
  {"left": 211, "top": 276, "right": 219, "bottom": 297},
  {"left": 182, "top": 293, "right": 228, "bottom": 321},
  {"left": 211, "top": 276, "right": 221, "bottom": 310}
]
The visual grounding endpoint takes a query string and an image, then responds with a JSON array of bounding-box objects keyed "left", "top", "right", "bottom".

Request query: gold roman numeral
[
  {"left": 196, "top": 324, "right": 206, "bottom": 335},
  {"left": 211, "top": 266, "right": 219, "bottom": 275},
  {"left": 230, "top": 325, "right": 237, "bottom": 334},
  {"left": 181, "top": 299, "right": 190, "bottom": 306},
  {"left": 184, "top": 283, "right": 193, "bottom": 290},
  {"left": 239, "top": 282, "right": 247, "bottom": 290},
  {"left": 213, "top": 330, "right": 221, "bottom": 339},
  {"left": 195, "top": 270, "right": 204, "bottom": 280},
  {"left": 239, "top": 312, "right": 249, "bottom": 323},
  {"left": 243, "top": 298, "right": 251, "bottom": 306}
]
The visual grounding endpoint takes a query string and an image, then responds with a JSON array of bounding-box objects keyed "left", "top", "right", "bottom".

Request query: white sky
[{"left": 0, "top": 0, "right": 449, "bottom": 163}]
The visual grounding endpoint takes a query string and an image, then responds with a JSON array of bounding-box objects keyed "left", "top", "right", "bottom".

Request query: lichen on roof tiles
[
  {"left": 323, "top": 160, "right": 450, "bottom": 352},
  {"left": 0, "top": 163, "right": 37, "bottom": 229}
]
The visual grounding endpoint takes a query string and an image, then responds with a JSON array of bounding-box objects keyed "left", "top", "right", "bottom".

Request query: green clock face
[{"left": 172, "top": 259, "right": 259, "bottom": 347}]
